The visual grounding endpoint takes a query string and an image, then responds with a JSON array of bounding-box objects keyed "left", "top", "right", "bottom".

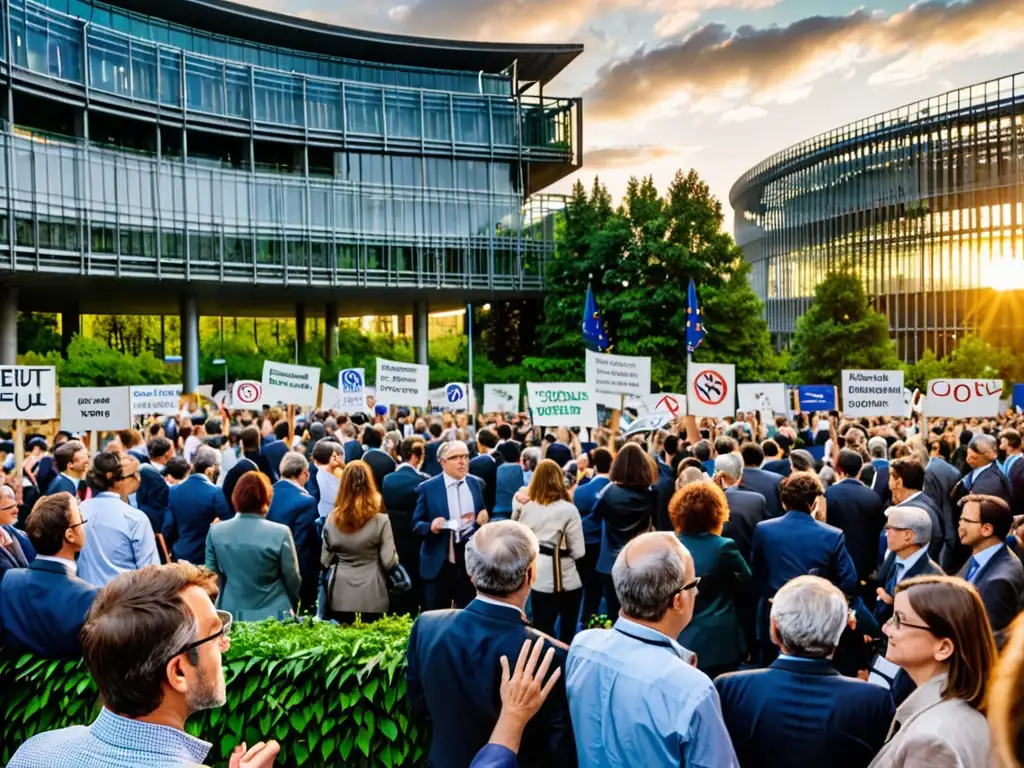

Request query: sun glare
[{"left": 981, "top": 256, "right": 1024, "bottom": 292}]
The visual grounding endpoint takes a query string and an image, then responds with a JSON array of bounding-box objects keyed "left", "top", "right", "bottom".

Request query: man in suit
[
  {"left": 267, "top": 452, "right": 320, "bottom": 612},
  {"left": 261, "top": 421, "right": 291, "bottom": 483},
  {"left": 406, "top": 520, "right": 576, "bottom": 768},
  {"left": 362, "top": 426, "right": 397, "bottom": 491},
  {"left": 342, "top": 420, "right": 365, "bottom": 465},
  {"left": 873, "top": 506, "right": 943, "bottom": 631},
  {"left": 738, "top": 443, "right": 783, "bottom": 518},
  {"left": 413, "top": 440, "right": 489, "bottom": 610},
  {"left": 760, "top": 439, "right": 791, "bottom": 478},
  {"left": 494, "top": 423, "right": 522, "bottom": 465},
  {"left": 957, "top": 494, "right": 1024, "bottom": 646},
  {"left": 164, "top": 446, "right": 233, "bottom": 565},
  {"left": 0, "top": 486, "right": 34, "bottom": 577},
  {"left": 825, "top": 449, "right": 886, "bottom": 581},
  {"left": 421, "top": 423, "right": 444, "bottom": 477},
  {"left": 714, "top": 453, "right": 770, "bottom": 564},
  {"left": 999, "top": 428, "right": 1024, "bottom": 517},
  {"left": 950, "top": 434, "right": 1013, "bottom": 572},
  {"left": 470, "top": 428, "right": 505, "bottom": 514},
  {"left": 136, "top": 436, "right": 173, "bottom": 535},
  {"left": 715, "top": 576, "right": 894, "bottom": 768},
  {"left": 924, "top": 437, "right": 962, "bottom": 572},
  {"left": 45, "top": 439, "right": 89, "bottom": 498},
  {"left": 239, "top": 424, "right": 272, "bottom": 479},
  {"left": 0, "top": 493, "right": 97, "bottom": 658},
  {"left": 382, "top": 436, "right": 429, "bottom": 617},
  {"left": 572, "top": 447, "right": 611, "bottom": 628},
  {"left": 888, "top": 456, "right": 944, "bottom": 563},
  {"left": 867, "top": 437, "right": 891, "bottom": 507}
]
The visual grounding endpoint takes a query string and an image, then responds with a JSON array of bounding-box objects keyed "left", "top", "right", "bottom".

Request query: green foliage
[
  {"left": 17, "top": 313, "right": 61, "bottom": 356},
  {"left": 20, "top": 336, "right": 176, "bottom": 386},
  {"left": 904, "top": 337, "right": 1023, "bottom": 392},
  {"left": 0, "top": 617, "right": 426, "bottom": 768},
  {"left": 903, "top": 349, "right": 948, "bottom": 392}
]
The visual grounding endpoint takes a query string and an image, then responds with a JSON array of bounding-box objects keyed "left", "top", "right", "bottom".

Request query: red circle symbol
[
  {"left": 693, "top": 370, "right": 728, "bottom": 406},
  {"left": 235, "top": 382, "right": 263, "bottom": 405},
  {"left": 655, "top": 395, "right": 680, "bottom": 417}
]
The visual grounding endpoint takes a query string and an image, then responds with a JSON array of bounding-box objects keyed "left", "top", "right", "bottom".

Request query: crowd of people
[{"left": 2, "top": 400, "right": 1024, "bottom": 767}]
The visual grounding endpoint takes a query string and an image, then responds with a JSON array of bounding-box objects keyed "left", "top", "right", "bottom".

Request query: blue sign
[
  {"left": 797, "top": 385, "right": 836, "bottom": 412},
  {"left": 1014, "top": 383, "right": 1024, "bottom": 411},
  {"left": 341, "top": 369, "right": 363, "bottom": 392},
  {"left": 446, "top": 384, "right": 464, "bottom": 403}
]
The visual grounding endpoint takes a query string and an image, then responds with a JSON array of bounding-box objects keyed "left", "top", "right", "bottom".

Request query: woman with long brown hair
[{"left": 321, "top": 460, "right": 398, "bottom": 624}]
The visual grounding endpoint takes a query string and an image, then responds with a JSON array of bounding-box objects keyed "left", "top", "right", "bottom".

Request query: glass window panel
[
  {"left": 224, "top": 63, "right": 250, "bottom": 119},
  {"left": 130, "top": 39, "right": 157, "bottom": 102},
  {"left": 423, "top": 93, "right": 451, "bottom": 143},
  {"left": 384, "top": 90, "right": 421, "bottom": 140},
  {"left": 346, "top": 85, "right": 383, "bottom": 136},
  {"left": 159, "top": 50, "right": 181, "bottom": 106},
  {"left": 306, "top": 80, "right": 341, "bottom": 132}
]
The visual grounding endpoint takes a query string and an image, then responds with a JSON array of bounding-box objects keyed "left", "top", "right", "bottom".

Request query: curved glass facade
[{"left": 731, "top": 74, "right": 1024, "bottom": 361}]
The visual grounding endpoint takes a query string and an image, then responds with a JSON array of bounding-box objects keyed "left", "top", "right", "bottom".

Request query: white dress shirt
[
  {"left": 443, "top": 472, "right": 476, "bottom": 539},
  {"left": 33, "top": 554, "right": 78, "bottom": 577}
]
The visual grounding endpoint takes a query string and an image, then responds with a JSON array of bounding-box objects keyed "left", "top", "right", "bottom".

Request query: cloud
[
  {"left": 720, "top": 105, "right": 766, "bottom": 123},
  {"left": 584, "top": 144, "right": 702, "bottom": 169}
]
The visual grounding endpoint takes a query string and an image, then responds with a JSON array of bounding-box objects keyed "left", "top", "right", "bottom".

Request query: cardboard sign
[
  {"left": 585, "top": 349, "right": 651, "bottom": 397},
  {"left": 736, "top": 383, "right": 787, "bottom": 414},
  {"left": 842, "top": 370, "right": 906, "bottom": 417},
  {"left": 338, "top": 368, "right": 366, "bottom": 413},
  {"left": 686, "top": 363, "right": 735, "bottom": 418},
  {"left": 526, "top": 383, "right": 597, "bottom": 428},
  {"left": 320, "top": 383, "right": 341, "bottom": 411},
  {"left": 375, "top": 358, "right": 429, "bottom": 409},
  {"left": 261, "top": 361, "right": 320, "bottom": 407},
  {"left": 625, "top": 413, "right": 675, "bottom": 435},
  {"left": 0, "top": 366, "right": 57, "bottom": 420},
  {"left": 483, "top": 384, "right": 520, "bottom": 413},
  {"left": 232, "top": 380, "right": 265, "bottom": 408},
  {"left": 60, "top": 386, "right": 131, "bottom": 432},
  {"left": 797, "top": 385, "right": 837, "bottom": 412},
  {"left": 642, "top": 393, "right": 687, "bottom": 418},
  {"left": 130, "top": 384, "right": 183, "bottom": 417},
  {"left": 443, "top": 383, "right": 469, "bottom": 411},
  {"left": 924, "top": 379, "right": 1003, "bottom": 418}
]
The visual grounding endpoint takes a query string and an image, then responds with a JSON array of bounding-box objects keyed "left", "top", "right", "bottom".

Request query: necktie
[
  {"left": 886, "top": 562, "right": 903, "bottom": 595},
  {"left": 966, "top": 556, "right": 980, "bottom": 582}
]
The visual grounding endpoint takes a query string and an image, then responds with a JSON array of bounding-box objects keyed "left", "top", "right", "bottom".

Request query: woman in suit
[
  {"left": 512, "top": 459, "right": 585, "bottom": 642},
  {"left": 592, "top": 443, "right": 658, "bottom": 620},
  {"left": 671, "top": 480, "right": 751, "bottom": 679},
  {"left": 205, "top": 472, "right": 301, "bottom": 621},
  {"left": 322, "top": 460, "right": 398, "bottom": 624},
  {"left": 869, "top": 575, "right": 996, "bottom": 768}
]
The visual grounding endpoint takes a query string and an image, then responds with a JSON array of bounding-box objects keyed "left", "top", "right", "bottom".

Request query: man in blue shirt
[{"left": 566, "top": 531, "right": 739, "bottom": 768}]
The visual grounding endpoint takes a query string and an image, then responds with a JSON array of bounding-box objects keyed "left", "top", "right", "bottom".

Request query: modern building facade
[
  {"left": 0, "top": 0, "right": 582, "bottom": 388},
  {"left": 731, "top": 74, "right": 1024, "bottom": 361}
]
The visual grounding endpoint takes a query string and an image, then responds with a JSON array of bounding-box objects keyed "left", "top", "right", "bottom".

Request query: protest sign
[
  {"left": 443, "top": 383, "right": 469, "bottom": 411},
  {"left": 232, "top": 380, "right": 265, "bottom": 408},
  {"left": 320, "top": 382, "right": 341, "bottom": 411},
  {"left": 526, "top": 383, "right": 597, "bottom": 428},
  {"left": 686, "top": 363, "right": 735, "bottom": 419},
  {"left": 585, "top": 350, "right": 652, "bottom": 397},
  {"left": 375, "top": 358, "right": 429, "bottom": 408},
  {"left": 261, "top": 361, "right": 320, "bottom": 407},
  {"left": 130, "top": 384, "right": 183, "bottom": 417},
  {"left": 924, "top": 379, "right": 1003, "bottom": 418},
  {"left": 626, "top": 413, "right": 675, "bottom": 435},
  {"left": 841, "top": 370, "right": 906, "bottom": 417},
  {"left": 60, "top": 387, "right": 131, "bottom": 433},
  {"left": 797, "top": 385, "right": 837, "bottom": 412},
  {"left": 483, "top": 384, "right": 520, "bottom": 414},
  {"left": 0, "top": 366, "right": 56, "bottom": 420},
  {"left": 337, "top": 368, "right": 366, "bottom": 413},
  {"left": 737, "top": 383, "right": 788, "bottom": 414},
  {"left": 1014, "top": 384, "right": 1024, "bottom": 411},
  {"left": 642, "top": 393, "right": 686, "bottom": 418}
]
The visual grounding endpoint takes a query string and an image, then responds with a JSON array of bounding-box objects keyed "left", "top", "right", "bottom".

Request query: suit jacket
[
  {"left": 306, "top": 463, "right": 320, "bottom": 505},
  {"left": 412, "top": 473, "right": 486, "bottom": 580},
  {"left": 957, "top": 543, "right": 1024, "bottom": 645},
  {"left": 0, "top": 525, "right": 35, "bottom": 577},
  {"left": 469, "top": 745, "right": 517, "bottom": 768},
  {"left": 165, "top": 474, "right": 234, "bottom": 565},
  {"left": 653, "top": 460, "right": 675, "bottom": 533},
  {"left": 761, "top": 459, "right": 791, "bottom": 477},
  {"left": 406, "top": 599, "right": 576, "bottom": 768},
  {"left": 825, "top": 479, "right": 887, "bottom": 580},
  {"left": 363, "top": 447, "right": 398, "bottom": 493},
  {"left": 135, "top": 463, "right": 169, "bottom": 533},
  {"left": 0, "top": 558, "right": 98, "bottom": 657},
  {"left": 222, "top": 457, "right": 259, "bottom": 512},
  {"left": 383, "top": 464, "right": 429, "bottom": 613},
  {"left": 722, "top": 487, "right": 770, "bottom": 564},
  {"left": 34, "top": 456, "right": 57, "bottom": 495},
  {"left": 592, "top": 484, "right": 657, "bottom": 573},
  {"left": 343, "top": 440, "right": 365, "bottom": 465},
  {"left": 45, "top": 474, "right": 78, "bottom": 498},
  {"left": 923, "top": 458, "right": 961, "bottom": 565},
  {"left": 573, "top": 475, "right": 610, "bottom": 546},
  {"left": 422, "top": 442, "right": 442, "bottom": 477},
  {"left": 262, "top": 440, "right": 289, "bottom": 483},
  {"left": 953, "top": 462, "right": 1013, "bottom": 507},
  {"left": 870, "top": 459, "right": 891, "bottom": 507},
  {"left": 739, "top": 467, "right": 783, "bottom": 518},
  {"left": 873, "top": 550, "right": 943, "bottom": 627},
  {"left": 469, "top": 452, "right": 504, "bottom": 513},
  {"left": 266, "top": 480, "right": 321, "bottom": 610},
  {"left": 715, "top": 657, "right": 895, "bottom": 768},
  {"left": 752, "top": 512, "right": 859, "bottom": 599},
  {"left": 1007, "top": 456, "right": 1024, "bottom": 517},
  {"left": 891, "top": 494, "right": 944, "bottom": 563},
  {"left": 493, "top": 463, "right": 525, "bottom": 520}
]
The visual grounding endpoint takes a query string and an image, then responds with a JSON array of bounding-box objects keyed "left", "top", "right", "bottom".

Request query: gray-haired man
[
  {"left": 714, "top": 452, "right": 770, "bottom": 564},
  {"left": 874, "top": 506, "right": 943, "bottom": 628}
]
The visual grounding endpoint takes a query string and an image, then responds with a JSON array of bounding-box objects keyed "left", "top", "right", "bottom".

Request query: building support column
[
  {"left": 180, "top": 295, "right": 199, "bottom": 394},
  {"left": 295, "top": 303, "right": 306, "bottom": 364},
  {"left": 413, "top": 301, "right": 429, "bottom": 366},
  {"left": 324, "top": 302, "right": 338, "bottom": 362},
  {"left": 61, "top": 302, "right": 80, "bottom": 359},
  {"left": 0, "top": 286, "right": 17, "bottom": 365}
]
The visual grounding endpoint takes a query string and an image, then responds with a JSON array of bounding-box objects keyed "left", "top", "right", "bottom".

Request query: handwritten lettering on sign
[{"left": 923, "top": 379, "right": 1003, "bottom": 418}]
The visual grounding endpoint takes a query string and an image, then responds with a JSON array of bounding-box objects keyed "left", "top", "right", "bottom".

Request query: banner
[
  {"left": 320, "top": 382, "right": 341, "bottom": 411},
  {"left": 585, "top": 349, "right": 651, "bottom": 397},
  {"left": 626, "top": 413, "right": 675, "bottom": 435},
  {"left": 0, "top": 366, "right": 56, "bottom": 420},
  {"left": 483, "top": 384, "right": 520, "bottom": 413},
  {"left": 842, "top": 370, "right": 906, "bottom": 417},
  {"left": 443, "top": 383, "right": 469, "bottom": 411},
  {"left": 797, "top": 385, "right": 837, "bottom": 412},
  {"left": 375, "top": 358, "right": 429, "bottom": 409},
  {"left": 130, "top": 384, "right": 183, "bottom": 417},
  {"left": 232, "top": 380, "right": 265, "bottom": 408},
  {"left": 642, "top": 393, "right": 686, "bottom": 418},
  {"left": 737, "top": 383, "right": 787, "bottom": 414},
  {"left": 1013, "top": 383, "right": 1024, "bottom": 411},
  {"left": 526, "top": 382, "right": 597, "bottom": 428},
  {"left": 924, "top": 379, "right": 1003, "bottom": 418},
  {"left": 686, "top": 363, "right": 735, "bottom": 418},
  {"left": 60, "top": 386, "right": 131, "bottom": 433},
  {"left": 338, "top": 368, "right": 366, "bottom": 413},
  {"left": 261, "top": 361, "right": 320, "bottom": 407}
]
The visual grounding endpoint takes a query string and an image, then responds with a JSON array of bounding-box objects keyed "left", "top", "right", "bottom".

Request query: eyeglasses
[
  {"left": 174, "top": 610, "right": 233, "bottom": 660},
  {"left": 667, "top": 577, "right": 701, "bottom": 607},
  {"left": 887, "top": 613, "right": 933, "bottom": 633},
  {"left": 443, "top": 454, "right": 470, "bottom": 462},
  {"left": 68, "top": 517, "right": 88, "bottom": 529}
]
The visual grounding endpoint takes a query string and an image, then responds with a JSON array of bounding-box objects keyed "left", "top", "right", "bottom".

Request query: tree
[
  {"left": 17, "top": 313, "right": 61, "bottom": 356},
  {"left": 789, "top": 270, "right": 900, "bottom": 386},
  {"left": 903, "top": 349, "right": 948, "bottom": 392}
]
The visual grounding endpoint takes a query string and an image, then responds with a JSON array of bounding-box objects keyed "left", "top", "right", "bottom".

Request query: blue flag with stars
[
  {"left": 582, "top": 285, "right": 609, "bottom": 352},
  {"left": 686, "top": 278, "right": 706, "bottom": 354}
]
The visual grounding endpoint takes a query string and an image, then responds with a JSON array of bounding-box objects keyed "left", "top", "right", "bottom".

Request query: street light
[{"left": 213, "top": 358, "right": 228, "bottom": 396}]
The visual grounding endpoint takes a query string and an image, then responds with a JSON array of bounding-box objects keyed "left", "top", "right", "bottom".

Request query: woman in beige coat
[
  {"left": 868, "top": 575, "right": 996, "bottom": 768},
  {"left": 322, "top": 460, "right": 398, "bottom": 624},
  {"left": 513, "top": 459, "right": 585, "bottom": 642}
]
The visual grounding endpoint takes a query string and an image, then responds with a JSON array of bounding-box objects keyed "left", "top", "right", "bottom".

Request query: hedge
[{"left": 0, "top": 616, "right": 429, "bottom": 767}]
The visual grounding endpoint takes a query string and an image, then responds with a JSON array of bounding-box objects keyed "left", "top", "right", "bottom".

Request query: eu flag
[
  {"left": 686, "top": 278, "right": 706, "bottom": 354},
  {"left": 582, "top": 285, "right": 609, "bottom": 352}
]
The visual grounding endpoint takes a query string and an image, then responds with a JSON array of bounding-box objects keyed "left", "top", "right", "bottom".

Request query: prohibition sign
[
  {"left": 235, "top": 381, "right": 263, "bottom": 406},
  {"left": 693, "top": 370, "right": 728, "bottom": 406}
]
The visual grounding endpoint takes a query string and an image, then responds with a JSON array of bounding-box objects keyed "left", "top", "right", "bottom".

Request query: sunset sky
[{"left": 249, "top": 0, "right": 1024, "bottom": 231}]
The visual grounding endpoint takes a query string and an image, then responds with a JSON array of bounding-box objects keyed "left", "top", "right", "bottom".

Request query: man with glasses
[
  {"left": 0, "top": 492, "right": 97, "bottom": 657},
  {"left": 7, "top": 562, "right": 279, "bottom": 768},
  {"left": 413, "top": 440, "right": 489, "bottom": 610},
  {"left": 873, "top": 506, "right": 943, "bottom": 630},
  {"left": 0, "top": 484, "right": 34, "bottom": 577}
]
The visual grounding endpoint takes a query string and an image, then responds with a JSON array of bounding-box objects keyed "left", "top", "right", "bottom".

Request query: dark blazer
[
  {"left": 0, "top": 558, "right": 98, "bottom": 658},
  {"left": 243, "top": 450, "right": 273, "bottom": 479},
  {"left": 873, "top": 550, "right": 943, "bottom": 626},
  {"left": 825, "top": 479, "right": 886, "bottom": 580},
  {"left": 344, "top": 440, "right": 365, "bottom": 465},
  {"left": 953, "top": 462, "right": 1013, "bottom": 507},
  {"left": 869, "top": 459, "right": 891, "bottom": 507},
  {"left": 957, "top": 544, "right": 1024, "bottom": 645},
  {"left": 382, "top": 464, "right": 429, "bottom": 614},
  {"left": 422, "top": 442, "right": 442, "bottom": 477},
  {"left": 469, "top": 452, "right": 504, "bottom": 512},
  {"left": 573, "top": 475, "right": 610, "bottom": 546},
  {"left": 592, "top": 484, "right": 657, "bottom": 573},
  {"left": 222, "top": 457, "right": 259, "bottom": 511},
  {"left": 761, "top": 459, "right": 791, "bottom": 477},
  {"left": 34, "top": 455, "right": 57, "bottom": 496},
  {"left": 363, "top": 448, "right": 398, "bottom": 493},
  {"left": 890, "top": 494, "right": 944, "bottom": 563},
  {"left": 1006, "top": 456, "right": 1024, "bottom": 517},
  {"left": 45, "top": 474, "right": 78, "bottom": 497},
  {"left": 493, "top": 463, "right": 525, "bottom": 520},
  {"left": 0, "top": 525, "right": 35, "bottom": 577},
  {"left": 722, "top": 486, "right": 770, "bottom": 564},
  {"left": 262, "top": 441, "right": 289, "bottom": 483},
  {"left": 752, "top": 512, "right": 859, "bottom": 599},
  {"left": 165, "top": 474, "right": 234, "bottom": 565},
  {"left": 495, "top": 441, "right": 521, "bottom": 465},
  {"left": 715, "top": 656, "right": 895, "bottom": 768},
  {"left": 924, "top": 458, "right": 962, "bottom": 566},
  {"left": 653, "top": 459, "right": 675, "bottom": 532},
  {"left": 406, "top": 599, "right": 576, "bottom": 768},
  {"left": 135, "top": 462, "right": 169, "bottom": 533},
  {"left": 266, "top": 479, "right": 321, "bottom": 610},
  {"left": 739, "top": 467, "right": 783, "bottom": 518},
  {"left": 306, "top": 463, "right": 320, "bottom": 505},
  {"left": 412, "top": 473, "right": 486, "bottom": 580}
]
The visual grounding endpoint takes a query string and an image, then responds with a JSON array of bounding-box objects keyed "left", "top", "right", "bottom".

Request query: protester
[
  {"left": 165, "top": 446, "right": 233, "bottom": 565},
  {"left": 311, "top": 438, "right": 345, "bottom": 519},
  {"left": 738, "top": 443, "right": 782, "bottom": 518},
  {"left": 361, "top": 425, "right": 397, "bottom": 491},
  {"left": 874, "top": 506, "right": 943, "bottom": 631},
  {"left": 888, "top": 456, "right": 944, "bottom": 563},
  {"left": 0, "top": 485, "right": 33, "bottom": 576},
  {"left": 572, "top": 447, "right": 612, "bottom": 628},
  {"left": 136, "top": 436, "right": 173, "bottom": 533},
  {"left": 1001, "top": 428, "right": 1024, "bottom": 517},
  {"left": 239, "top": 424, "right": 272, "bottom": 479},
  {"left": 713, "top": 452, "right": 770, "bottom": 564},
  {"left": 164, "top": 455, "right": 190, "bottom": 486},
  {"left": 826, "top": 449, "right": 887, "bottom": 581},
  {"left": 45, "top": 439, "right": 88, "bottom": 498},
  {"left": 471, "top": 428, "right": 505, "bottom": 513},
  {"left": 382, "top": 436, "right": 429, "bottom": 617},
  {"left": 266, "top": 452, "right": 320, "bottom": 611}
]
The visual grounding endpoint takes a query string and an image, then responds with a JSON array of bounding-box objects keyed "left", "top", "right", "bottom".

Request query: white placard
[
  {"left": 321, "top": 382, "right": 341, "bottom": 411},
  {"left": 375, "top": 358, "right": 429, "bottom": 409},
  {"left": 338, "top": 368, "right": 366, "bottom": 412},
  {"left": 736, "top": 383, "right": 788, "bottom": 414},
  {"left": 923, "top": 379, "right": 1004, "bottom": 418},
  {"left": 526, "top": 382, "right": 597, "bottom": 428},
  {"left": 60, "top": 386, "right": 131, "bottom": 433},
  {"left": 0, "top": 366, "right": 56, "bottom": 420},
  {"left": 483, "top": 384, "right": 520, "bottom": 414},
  {"left": 232, "top": 380, "right": 265, "bottom": 408},
  {"left": 130, "top": 384, "right": 183, "bottom": 417},
  {"left": 261, "top": 361, "right": 321, "bottom": 407},
  {"left": 842, "top": 370, "right": 906, "bottom": 417},
  {"left": 443, "top": 383, "right": 469, "bottom": 411},
  {"left": 687, "top": 363, "right": 736, "bottom": 418},
  {"left": 642, "top": 393, "right": 687, "bottom": 418},
  {"left": 585, "top": 349, "right": 651, "bottom": 397}
]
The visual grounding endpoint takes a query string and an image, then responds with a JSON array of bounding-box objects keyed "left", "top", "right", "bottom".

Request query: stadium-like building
[{"left": 731, "top": 74, "right": 1024, "bottom": 361}]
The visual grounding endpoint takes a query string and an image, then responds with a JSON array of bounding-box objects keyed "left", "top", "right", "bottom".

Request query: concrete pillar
[
  {"left": 413, "top": 301, "right": 429, "bottom": 365},
  {"left": 324, "top": 302, "right": 339, "bottom": 362},
  {"left": 61, "top": 303, "right": 80, "bottom": 359},
  {"left": 0, "top": 286, "right": 17, "bottom": 365},
  {"left": 180, "top": 296, "right": 200, "bottom": 394},
  {"left": 295, "top": 303, "right": 306, "bottom": 364}
]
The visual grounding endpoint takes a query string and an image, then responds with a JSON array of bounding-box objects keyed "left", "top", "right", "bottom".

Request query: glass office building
[{"left": 731, "top": 74, "right": 1024, "bottom": 361}]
